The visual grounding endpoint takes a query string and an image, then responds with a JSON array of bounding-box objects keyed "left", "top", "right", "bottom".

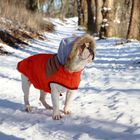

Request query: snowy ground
[{"left": 0, "top": 18, "right": 140, "bottom": 140}]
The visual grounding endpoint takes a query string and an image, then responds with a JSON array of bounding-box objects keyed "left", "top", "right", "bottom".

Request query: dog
[{"left": 17, "top": 34, "right": 96, "bottom": 120}]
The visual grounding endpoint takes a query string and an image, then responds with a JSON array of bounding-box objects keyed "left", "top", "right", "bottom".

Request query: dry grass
[
  {"left": 0, "top": 0, "right": 55, "bottom": 32},
  {"left": 0, "top": 0, "right": 55, "bottom": 54}
]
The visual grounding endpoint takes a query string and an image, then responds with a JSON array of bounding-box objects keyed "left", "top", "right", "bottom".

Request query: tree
[
  {"left": 77, "top": 0, "right": 82, "bottom": 25},
  {"left": 26, "top": 0, "right": 46, "bottom": 12},
  {"left": 95, "top": 0, "right": 103, "bottom": 33},
  {"left": 86, "top": 0, "right": 96, "bottom": 33},
  {"left": 77, "top": 0, "right": 140, "bottom": 40},
  {"left": 26, "top": 0, "right": 38, "bottom": 12},
  {"left": 127, "top": 0, "right": 140, "bottom": 40},
  {"left": 77, "top": 0, "right": 88, "bottom": 26}
]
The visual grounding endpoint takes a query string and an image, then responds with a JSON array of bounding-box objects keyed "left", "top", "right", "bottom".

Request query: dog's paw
[
  {"left": 52, "top": 111, "right": 64, "bottom": 120},
  {"left": 64, "top": 110, "right": 71, "bottom": 115},
  {"left": 64, "top": 107, "right": 72, "bottom": 115},
  {"left": 25, "top": 105, "right": 32, "bottom": 112},
  {"left": 53, "top": 114, "right": 63, "bottom": 120}
]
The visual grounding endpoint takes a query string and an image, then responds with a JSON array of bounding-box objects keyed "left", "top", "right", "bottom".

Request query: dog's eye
[{"left": 80, "top": 44, "right": 86, "bottom": 49}]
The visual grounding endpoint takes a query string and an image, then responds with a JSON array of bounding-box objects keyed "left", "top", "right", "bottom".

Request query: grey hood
[
  {"left": 57, "top": 34, "right": 96, "bottom": 70},
  {"left": 57, "top": 36, "right": 78, "bottom": 65}
]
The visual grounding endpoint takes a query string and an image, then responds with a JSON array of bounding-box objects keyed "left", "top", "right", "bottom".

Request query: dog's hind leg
[
  {"left": 39, "top": 90, "right": 52, "bottom": 110},
  {"left": 21, "top": 74, "right": 31, "bottom": 112}
]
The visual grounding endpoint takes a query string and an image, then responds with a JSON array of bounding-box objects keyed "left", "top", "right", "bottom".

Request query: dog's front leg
[
  {"left": 64, "top": 90, "right": 75, "bottom": 114},
  {"left": 50, "top": 84, "right": 63, "bottom": 120}
]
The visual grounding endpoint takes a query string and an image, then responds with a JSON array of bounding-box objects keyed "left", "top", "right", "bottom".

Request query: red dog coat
[{"left": 17, "top": 54, "right": 82, "bottom": 93}]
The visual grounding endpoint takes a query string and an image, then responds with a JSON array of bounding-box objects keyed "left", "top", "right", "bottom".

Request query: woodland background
[{"left": 0, "top": 0, "right": 140, "bottom": 43}]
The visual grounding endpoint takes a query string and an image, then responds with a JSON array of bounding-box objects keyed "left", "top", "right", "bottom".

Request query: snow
[{"left": 0, "top": 17, "right": 140, "bottom": 140}]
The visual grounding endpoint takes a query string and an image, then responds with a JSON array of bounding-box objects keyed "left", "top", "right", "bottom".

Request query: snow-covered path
[{"left": 0, "top": 18, "right": 140, "bottom": 140}]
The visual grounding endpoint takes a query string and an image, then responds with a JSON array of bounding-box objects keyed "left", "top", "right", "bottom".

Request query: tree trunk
[
  {"left": 100, "top": 0, "right": 132, "bottom": 39},
  {"left": 60, "top": 0, "right": 69, "bottom": 19},
  {"left": 86, "top": 0, "right": 95, "bottom": 33},
  {"left": 127, "top": 0, "right": 140, "bottom": 40},
  {"left": 95, "top": 0, "right": 103, "bottom": 33},
  {"left": 77, "top": 0, "right": 82, "bottom": 25},
  {"left": 67, "top": 0, "right": 77, "bottom": 17},
  {"left": 103, "top": 0, "right": 113, "bottom": 37},
  {"left": 26, "top": 0, "right": 38, "bottom": 12},
  {"left": 81, "top": 0, "right": 87, "bottom": 26}
]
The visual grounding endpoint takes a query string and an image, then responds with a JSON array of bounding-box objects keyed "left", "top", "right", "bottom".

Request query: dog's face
[
  {"left": 79, "top": 42, "right": 94, "bottom": 63},
  {"left": 65, "top": 42, "right": 94, "bottom": 72},
  {"left": 65, "top": 35, "right": 96, "bottom": 72}
]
